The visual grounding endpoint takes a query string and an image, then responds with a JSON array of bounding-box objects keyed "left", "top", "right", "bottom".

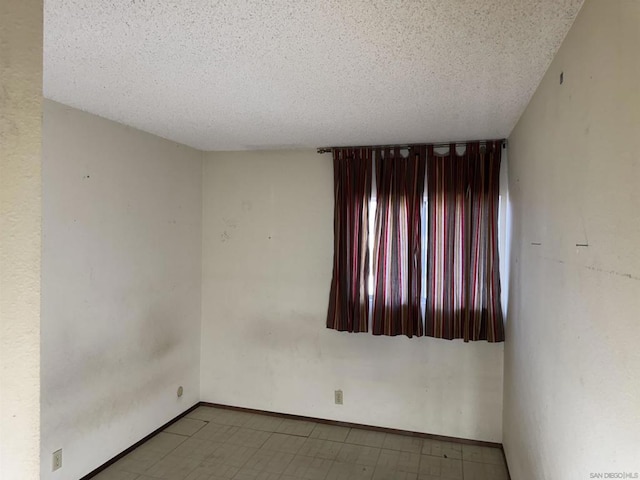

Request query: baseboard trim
[
  {"left": 201, "top": 401, "right": 502, "bottom": 449},
  {"left": 501, "top": 444, "right": 512, "bottom": 480},
  {"left": 78, "top": 402, "right": 200, "bottom": 480}
]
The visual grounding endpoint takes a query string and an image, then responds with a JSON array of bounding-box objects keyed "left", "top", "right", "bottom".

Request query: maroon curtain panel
[
  {"left": 425, "top": 141, "right": 504, "bottom": 342},
  {"left": 326, "top": 148, "right": 372, "bottom": 332},
  {"left": 371, "top": 147, "right": 426, "bottom": 337}
]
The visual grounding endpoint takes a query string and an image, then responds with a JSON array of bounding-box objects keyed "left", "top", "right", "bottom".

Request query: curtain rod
[{"left": 316, "top": 139, "right": 507, "bottom": 154}]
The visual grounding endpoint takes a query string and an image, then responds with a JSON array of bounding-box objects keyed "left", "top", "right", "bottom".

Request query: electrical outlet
[
  {"left": 177, "top": 386, "right": 183, "bottom": 398},
  {"left": 52, "top": 449, "right": 62, "bottom": 471},
  {"left": 334, "top": 390, "right": 343, "bottom": 405}
]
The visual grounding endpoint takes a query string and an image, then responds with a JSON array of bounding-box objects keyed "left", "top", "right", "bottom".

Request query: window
[{"left": 327, "top": 141, "right": 505, "bottom": 342}]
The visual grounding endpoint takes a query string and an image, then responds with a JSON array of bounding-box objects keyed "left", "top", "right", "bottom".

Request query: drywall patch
[{"left": 584, "top": 266, "right": 640, "bottom": 282}]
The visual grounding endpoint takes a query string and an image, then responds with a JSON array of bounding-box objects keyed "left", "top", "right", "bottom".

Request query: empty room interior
[{"left": 1, "top": 0, "right": 639, "bottom": 479}]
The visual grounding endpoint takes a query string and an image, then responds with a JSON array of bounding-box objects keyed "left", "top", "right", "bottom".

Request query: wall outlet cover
[
  {"left": 52, "top": 449, "right": 62, "bottom": 471},
  {"left": 335, "top": 389, "right": 343, "bottom": 405}
]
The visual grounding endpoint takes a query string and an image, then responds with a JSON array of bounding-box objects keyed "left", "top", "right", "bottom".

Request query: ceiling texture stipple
[{"left": 44, "top": 0, "right": 584, "bottom": 151}]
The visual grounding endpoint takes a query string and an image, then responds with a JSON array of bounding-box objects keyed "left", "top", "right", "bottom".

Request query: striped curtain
[
  {"left": 371, "top": 147, "right": 426, "bottom": 337},
  {"left": 425, "top": 141, "right": 504, "bottom": 342},
  {"left": 326, "top": 148, "right": 372, "bottom": 332}
]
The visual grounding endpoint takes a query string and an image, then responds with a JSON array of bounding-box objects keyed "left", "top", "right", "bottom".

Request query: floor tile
[
  {"left": 381, "top": 434, "right": 423, "bottom": 454},
  {"left": 143, "top": 454, "right": 201, "bottom": 479},
  {"left": 171, "top": 437, "right": 222, "bottom": 460},
  {"left": 92, "top": 466, "right": 140, "bottom": 480},
  {"left": 89, "top": 410, "right": 507, "bottom": 480},
  {"left": 165, "top": 417, "right": 209, "bottom": 436},
  {"left": 244, "top": 414, "right": 285, "bottom": 432},
  {"left": 336, "top": 443, "right": 381, "bottom": 466},
  {"left": 193, "top": 423, "right": 241, "bottom": 443},
  {"left": 242, "top": 450, "right": 295, "bottom": 474},
  {"left": 207, "top": 443, "right": 258, "bottom": 468},
  {"left": 234, "top": 468, "right": 283, "bottom": 480},
  {"left": 418, "top": 454, "right": 463, "bottom": 479},
  {"left": 183, "top": 460, "right": 239, "bottom": 479},
  {"left": 282, "top": 454, "right": 334, "bottom": 479},
  {"left": 309, "top": 424, "right": 351, "bottom": 443},
  {"left": 421, "top": 439, "right": 462, "bottom": 459},
  {"left": 275, "top": 418, "right": 317, "bottom": 437},
  {"left": 461, "top": 445, "right": 504, "bottom": 465},
  {"left": 345, "top": 429, "right": 387, "bottom": 448},
  {"left": 186, "top": 406, "right": 221, "bottom": 422},
  {"left": 325, "top": 461, "right": 374, "bottom": 480},
  {"left": 261, "top": 433, "right": 307, "bottom": 454},
  {"left": 463, "top": 460, "right": 509, "bottom": 480},
  {"left": 298, "top": 438, "right": 343, "bottom": 460},
  {"left": 192, "top": 408, "right": 252, "bottom": 427},
  {"left": 227, "top": 427, "right": 272, "bottom": 448},
  {"left": 376, "top": 449, "right": 420, "bottom": 473},
  {"left": 143, "top": 432, "right": 189, "bottom": 454},
  {"left": 112, "top": 447, "right": 165, "bottom": 475},
  {"left": 372, "top": 466, "right": 418, "bottom": 480}
]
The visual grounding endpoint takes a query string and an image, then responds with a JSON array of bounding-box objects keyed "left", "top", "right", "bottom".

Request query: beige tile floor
[{"left": 93, "top": 406, "right": 509, "bottom": 480}]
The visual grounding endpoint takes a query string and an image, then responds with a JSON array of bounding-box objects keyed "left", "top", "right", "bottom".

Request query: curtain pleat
[
  {"left": 371, "top": 147, "right": 426, "bottom": 337},
  {"left": 425, "top": 141, "right": 504, "bottom": 342},
  {"left": 326, "top": 148, "right": 372, "bottom": 332}
]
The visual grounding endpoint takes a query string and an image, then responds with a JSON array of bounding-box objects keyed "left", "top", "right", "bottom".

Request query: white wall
[
  {"left": 41, "top": 100, "right": 203, "bottom": 480},
  {"left": 504, "top": 1, "right": 640, "bottom": 478},
  {"left": 201, "top": 149, "right": 504, "bottom": 442},
  {"left": 0, "top": 1, "right": 42, "bottom": 478}
]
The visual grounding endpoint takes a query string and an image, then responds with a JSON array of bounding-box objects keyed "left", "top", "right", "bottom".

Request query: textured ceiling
[{"left": 44, "top": 0, "right": 584, "bottom": 151}]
